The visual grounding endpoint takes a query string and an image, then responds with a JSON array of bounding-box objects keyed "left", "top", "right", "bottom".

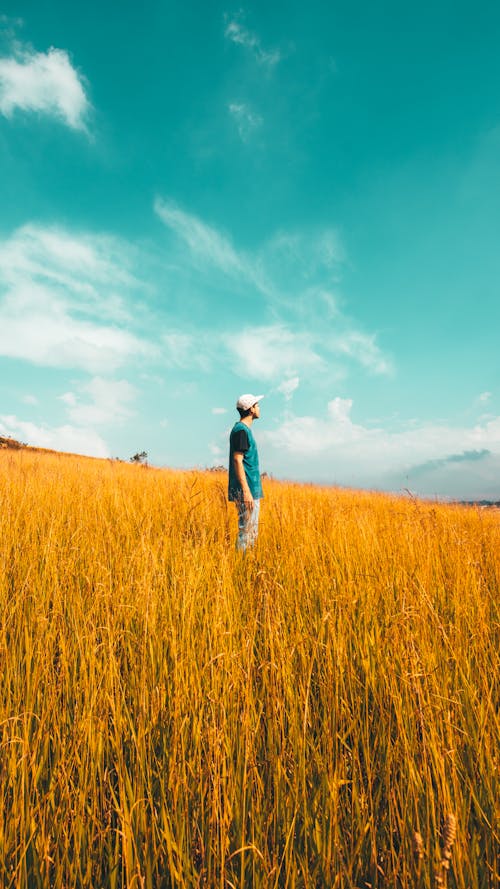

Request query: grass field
[{"left": 0, "top": 449, "right": 498, "bottom": 888}]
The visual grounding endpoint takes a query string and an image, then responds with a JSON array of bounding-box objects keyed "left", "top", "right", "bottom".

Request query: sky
[{"left": 1, "top": 1, "right": 499, "bottom": 499}]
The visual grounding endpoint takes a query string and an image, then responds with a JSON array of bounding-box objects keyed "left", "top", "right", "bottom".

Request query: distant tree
[{"left": 130, "top": 451, "right": 148, "bottom": 465}]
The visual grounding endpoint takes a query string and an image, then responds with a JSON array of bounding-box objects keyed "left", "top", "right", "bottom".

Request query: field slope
[{"left": 0, "top": 450, "right": 498, "bottom": 888}]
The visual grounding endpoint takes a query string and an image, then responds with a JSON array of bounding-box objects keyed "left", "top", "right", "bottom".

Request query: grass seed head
[
  {"left": 413, "top": 831, "right": 424, "bottom": 860},
  {"left": 443, "top": 813, "right": 457, "bottom": 855}
]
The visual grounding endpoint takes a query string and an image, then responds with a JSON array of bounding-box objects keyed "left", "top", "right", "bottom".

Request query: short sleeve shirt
[{"left": 228, "top": 421, "right": 263, "bottom": 501}]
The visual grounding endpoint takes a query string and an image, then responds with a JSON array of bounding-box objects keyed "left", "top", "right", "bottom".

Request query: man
[{"left": 228, "top": 393, "right": 264, "bottom": 552}]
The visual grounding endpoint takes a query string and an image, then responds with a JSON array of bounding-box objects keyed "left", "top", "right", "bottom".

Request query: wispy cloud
[
  {"left": 154, "top": 198, "right": 392, "bottom": 383},
  {"left": 155, "top": 198, "right": 245, "bottom": 276},
  {"left": 0, "top": 44, "right": 91, "bottom": 131},
  {"left": 59, "top": 377, "right": 137, "bottom": 426},
  {"left": 154, "top": 198, "right": 347, "bottom": 301},
  {"left": 228, "top": 102, "right": 262, "bottom": 141},
  {"left": 0, "top": 224, "right": 153, "bottom": 372},
  {"left": 161, "top": 331, "right": 211, "bottom": 370},
  {"left": 0, "top": 15, "right": 24, "bottom": 36},
  {"left": 277, "top": 376, "right": 300, "bottom": 400},
  {"left": 155, "top": 201, "right": 341, "bottom": 295},
  {"left": 262, "top": 228, "right": 345, "bottom": 290},
  {"left": 154, "top": 197, "right": 272, "bottom": 295},
  {"left": 331, "top": 331, "right": 394, "bottom": 376},
  {"left": 224, "top": 325, "right": 323, "bottom": 381},
  {"left": 224, "top": 14, "right": 281, "bottom": 67}
]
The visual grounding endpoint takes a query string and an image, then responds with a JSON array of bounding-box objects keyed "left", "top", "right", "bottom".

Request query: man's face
[{"left": 251, "top": 401, "right": 261, "bottom": 419}]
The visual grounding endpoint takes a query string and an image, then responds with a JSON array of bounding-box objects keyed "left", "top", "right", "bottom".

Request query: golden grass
[{"left": 0, "top": 449, "right": 498, "bottom": 888}]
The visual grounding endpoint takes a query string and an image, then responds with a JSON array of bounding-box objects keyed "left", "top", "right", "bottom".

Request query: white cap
[{"left": 236, "top": 393, "right": 264, "bottom": 411}]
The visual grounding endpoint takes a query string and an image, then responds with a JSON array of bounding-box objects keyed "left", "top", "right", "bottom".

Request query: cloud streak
[
  {"left": 224, "top": 15, "right": 281, "bottom": 67},
  {"left": 154, "top": 197, "right": 273, "bottom": 296},
  {"left": 155, "top": 198, "right": 246, "bottom": 276},
  {"left": 228, "top": 102, "right": 263, "bottom": 141}
]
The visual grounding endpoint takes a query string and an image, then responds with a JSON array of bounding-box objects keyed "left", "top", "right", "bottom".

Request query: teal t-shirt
[{"left": 228, "top": 421, "right": 263, "bottom": 501}]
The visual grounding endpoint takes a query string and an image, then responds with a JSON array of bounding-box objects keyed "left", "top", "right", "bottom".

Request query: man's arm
[{"left": 233, "top": 452, "right": 254, "bottom": 510}]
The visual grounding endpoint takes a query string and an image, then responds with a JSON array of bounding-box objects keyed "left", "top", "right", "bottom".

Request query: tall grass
[{"left": 0, "top": 450, "right": 498, "bottom": 888}]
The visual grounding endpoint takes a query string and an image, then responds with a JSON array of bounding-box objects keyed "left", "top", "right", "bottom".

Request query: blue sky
[{"left": 1, "top": 1, "right": 499, "bottom": 498}]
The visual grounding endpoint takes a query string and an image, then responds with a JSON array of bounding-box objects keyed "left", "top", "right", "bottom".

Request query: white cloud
[
  {"left": 224, "top": 16, "right": 281, "bottom": 67},
  {"left": 169, "top": 335, "right": 211, "bottom": 377},
  {"left": 0, "top": 45, "right": 90, "bottom": 131},
  {"left": 479, "top": 391, "right": 491, "bottom": 403},
  {"left": 277, "top": 376, "right": 299, "bottom": 400},
  {"left": 212, "top": 407, "right": 227, "bottom": 414},
  {"left": 261, "top": 400, "right": 500, "bottom": 498},
  {"left": 0, "top": 414, "right": 109, "bottom": 457},
  {"left": 209, "top": 442, "right": 225, "bottom": 466},
  {"left": 0, "top": 224, "right": 153, "bottom": 372},
  {"left": 317, "top": 230, "right": 346, "bottom": 269},
  {"left": 1, "top": 224, "right": 139, "bottom": 314},
  {"left": 228, "top": 102, "right": 263, "bottom": 140},
  {"left": 224, "top": 325, "right": 323, "bottom": 380},
  {"left": 161, "top": 332, "right": 211, "bottom": 370},
  {"left": 59, "top": 392, "right": 77, "bottom": 407},
  {"left": 61, "top": 377, "right": 137, "bottom": 426},
  {"left": 265, "top": 229, "right": 345, "bottom": 275},
  {"left": 21, "top": 394, "right": 38, "bottom": 405},
  {"left": 331, "top": 331, "right": 393, "bottom": 376},
  {"left": 0, "top": 291, "right": 148, "bottom": 372},
  {"left": 222, "top": 323, "right": 390, "bottom": 383},
  {"left": 327, "top": 396, "right": 353, "bottom": 423}
]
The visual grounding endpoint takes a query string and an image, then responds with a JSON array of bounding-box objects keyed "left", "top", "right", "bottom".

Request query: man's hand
[{"left": 243, "top": 492, "right": 255, "bottom": 511}]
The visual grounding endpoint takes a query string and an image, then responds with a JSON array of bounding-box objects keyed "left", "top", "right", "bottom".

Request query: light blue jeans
[{"left": 235, "top": 499, "right": 260, "bottom": 552}]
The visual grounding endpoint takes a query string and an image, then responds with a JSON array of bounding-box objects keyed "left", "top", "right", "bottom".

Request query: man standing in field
[{"left": 228, "top": 394, "right": 264, "bottom": 552}]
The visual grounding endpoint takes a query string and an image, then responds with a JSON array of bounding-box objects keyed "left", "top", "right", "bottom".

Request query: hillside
[{"left": 0, "top": 434, "right": 26, "bottom": 450}]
